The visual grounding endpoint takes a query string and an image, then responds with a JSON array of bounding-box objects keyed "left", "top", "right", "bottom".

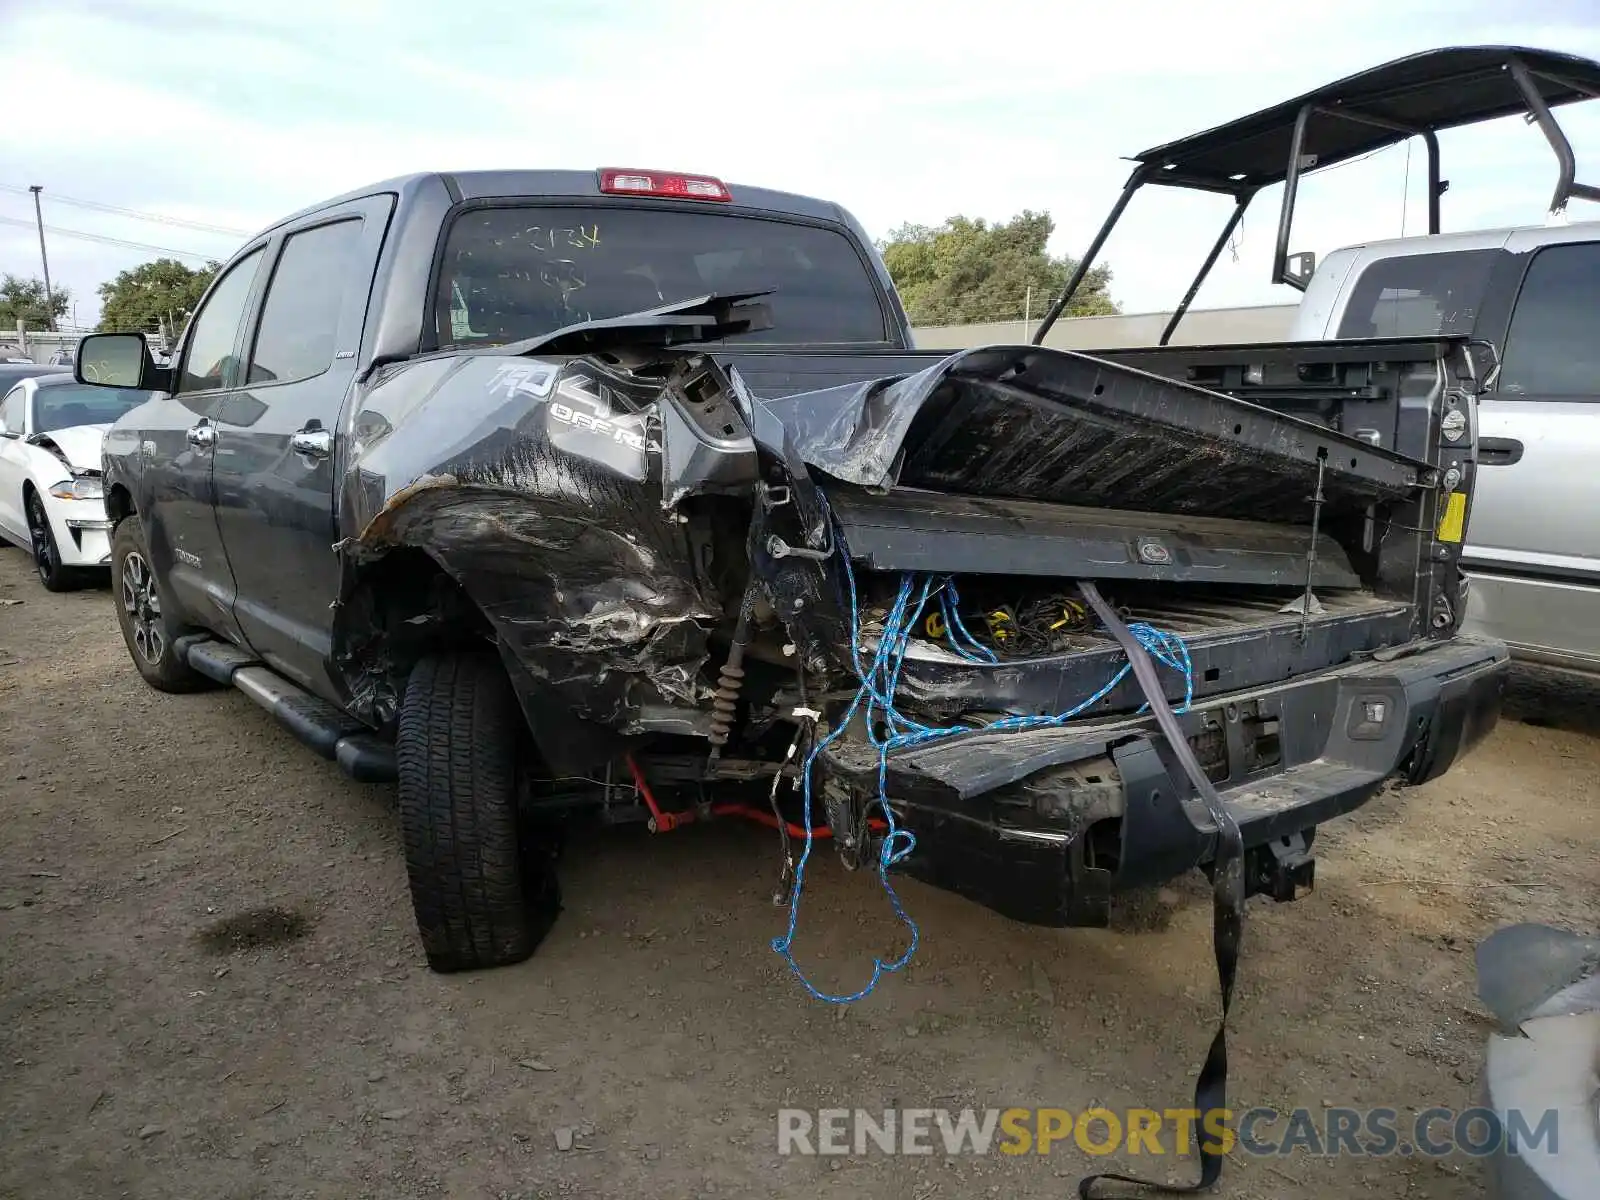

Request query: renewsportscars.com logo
[{"left": 776, "top": 1106, "right": 1560, "bottom": 1160}]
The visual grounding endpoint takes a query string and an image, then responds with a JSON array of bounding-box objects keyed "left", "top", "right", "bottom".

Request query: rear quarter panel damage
[{"left": 337, "top": 354, "right": 721, "bottom": 740}]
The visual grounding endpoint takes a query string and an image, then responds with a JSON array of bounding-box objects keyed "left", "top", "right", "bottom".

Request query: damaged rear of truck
[
  {"left": 84, "top": 168, "right": 1507, "bottom": 984},
  {"left": 343, "top": 302, "right": 1507, "bottom": 970}
]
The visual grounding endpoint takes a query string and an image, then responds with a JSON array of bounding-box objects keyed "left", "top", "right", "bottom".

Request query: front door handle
[
  {"left": 1478, "top": 436, "right": 1524, "bottom": 466},
  {"left": 289, "top": 426, "right": 332, "bottom": 459},
  {"left": 185, "top": 420, "right": 216, "bottom": 449}
]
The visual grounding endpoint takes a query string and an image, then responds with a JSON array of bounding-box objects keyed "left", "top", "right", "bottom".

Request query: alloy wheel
[
  {"left": 120, "top": 550, "right": 166, "bottom": 664},
  {"left": 26, "top": 494, "right": 55, "bottom": 584}
]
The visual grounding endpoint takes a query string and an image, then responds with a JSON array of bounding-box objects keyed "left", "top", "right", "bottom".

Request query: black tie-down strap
[{"left": 1076, "top": 582, "right": 1247, "bottom": 1198}]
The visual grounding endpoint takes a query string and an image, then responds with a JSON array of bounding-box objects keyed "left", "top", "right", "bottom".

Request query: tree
[
  {"left": 879, "top": 211, "right": 1118, "bottom": 326},
  {"left": 97, "top": 257, "right": 220, "bottom": 340},
  {"left": 0, "top": 274, "right": 70, "bottom": 332}
]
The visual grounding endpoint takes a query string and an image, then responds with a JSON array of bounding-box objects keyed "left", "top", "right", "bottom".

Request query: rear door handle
[
  {"left": 1478, "top": 436, "right": 1523, "bottom": 466},
  {"left": 185, "top": 420, "right": 215, "bottom": 449},
  {"left": 289, "top": 426, "right": 332, "bottom": 459}
]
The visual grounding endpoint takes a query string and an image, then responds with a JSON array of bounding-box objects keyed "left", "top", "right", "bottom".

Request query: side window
[
  {"left": 1498, "top": 243, "right": 1600, "bottom": 397},
  {"left": 179, "top": 247, "right": 266, "bottom": 394},
  {"left": 0, "top": 387, "right": 22, "bottom": 435},
  {"left": 247, "top": 219, "right": 364, "bottom": 386},
  {"left": 1334, "top": 250, "right": 1498, "bottom": 339}
]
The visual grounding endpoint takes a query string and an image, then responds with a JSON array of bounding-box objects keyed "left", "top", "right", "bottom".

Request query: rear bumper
[{"left": 823, "top": 636, "right": 1509, "bottom": 926}]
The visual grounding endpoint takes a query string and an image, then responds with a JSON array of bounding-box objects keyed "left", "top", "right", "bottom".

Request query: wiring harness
[
  {"left": 896, "top": 587, "right": 1098, "bottom": 662},
  {"left": 770, "top": 525, "right": 1195, "bottom": 1003}
]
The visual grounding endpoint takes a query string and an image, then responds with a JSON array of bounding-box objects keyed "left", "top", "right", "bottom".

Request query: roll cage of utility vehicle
[{"left": 1034, "top": 44, "right": 1600, "bottom": 347}]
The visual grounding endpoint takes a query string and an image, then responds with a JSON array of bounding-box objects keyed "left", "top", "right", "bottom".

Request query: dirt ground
[{"left": 1, "top": 544, "right": 1596, "bottom": 1200}]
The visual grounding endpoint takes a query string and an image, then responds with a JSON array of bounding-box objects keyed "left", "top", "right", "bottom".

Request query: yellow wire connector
[
  {"left": 985, "top": 609, "right": 1015, "bottom": 644},
  {"left": 1049, "top": 599, "right": 1089, "bottom": 630}
]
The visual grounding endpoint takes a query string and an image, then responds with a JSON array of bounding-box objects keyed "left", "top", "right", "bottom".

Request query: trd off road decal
[
  {"left": 550, "top": 374, "right": 648, "bottom": 454},
  {"left": 487, "top": 361, "right": 559, "bottom": 401}
]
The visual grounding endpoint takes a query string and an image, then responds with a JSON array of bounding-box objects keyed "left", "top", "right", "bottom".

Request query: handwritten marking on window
[{"left": 517, "top": 225, "right": 601, "bottom": 252}]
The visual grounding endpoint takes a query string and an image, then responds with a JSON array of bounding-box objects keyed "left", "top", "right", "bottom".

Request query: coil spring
[{"left": 707, "top": 662, "right": 745, "bottom": 747}]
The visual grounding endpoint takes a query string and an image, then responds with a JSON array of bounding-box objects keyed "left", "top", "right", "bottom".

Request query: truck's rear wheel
[{"left": 396, "top": 652, "right": 561, "bottom": 973}]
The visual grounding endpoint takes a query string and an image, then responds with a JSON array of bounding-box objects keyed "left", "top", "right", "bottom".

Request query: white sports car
[{"left": 0, "top": 372, "right": 149, "bottom": 591}]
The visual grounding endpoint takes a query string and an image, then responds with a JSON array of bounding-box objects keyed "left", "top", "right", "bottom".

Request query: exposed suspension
[
  {"left": 707, "top": 662, "right": 745, "bottom": 748},
  {"left": 706, "top": 588, "right": 758, "bottom": 766}
]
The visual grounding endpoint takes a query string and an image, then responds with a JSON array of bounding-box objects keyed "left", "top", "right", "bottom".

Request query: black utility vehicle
[{"left": 77, "top": 159, "right": 1505, "bottom": 974}]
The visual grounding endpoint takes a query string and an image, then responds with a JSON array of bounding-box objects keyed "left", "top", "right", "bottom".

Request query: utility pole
[{"left": 28, "top": 186, "right": 56, "bottom": 332}]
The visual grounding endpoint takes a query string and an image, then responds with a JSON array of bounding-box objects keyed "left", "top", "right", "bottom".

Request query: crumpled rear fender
[{"left": 335, "top": 353, "right": 727, "bottom": 751}]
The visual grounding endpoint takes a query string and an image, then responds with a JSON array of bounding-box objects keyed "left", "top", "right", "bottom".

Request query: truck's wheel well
[
  {"left": 337, "top": 548, "right": 497, "bottom": 733},
  {"left": 105, "top": 484, "right": 134, "bottom": 526}
]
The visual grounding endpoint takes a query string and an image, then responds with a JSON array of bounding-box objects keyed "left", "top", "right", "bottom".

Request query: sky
[{"left": 3, "top": 0, "right": 1599, "bottom": 329}]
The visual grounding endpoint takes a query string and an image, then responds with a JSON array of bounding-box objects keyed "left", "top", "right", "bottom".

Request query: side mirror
[
  {"left": 75, "top": 332, "right": 170, "bottom": 390},
  {"left": 1283, "top": 250, "right": 1317, "bottom": 289}
]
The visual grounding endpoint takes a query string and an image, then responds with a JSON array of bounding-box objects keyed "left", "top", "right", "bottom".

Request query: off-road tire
[
  {"left": 396, "top": 653, "right": 560, "bottom": 973},
  {"left": 110, "top": 517, "right": 214, "bottom": 693}
]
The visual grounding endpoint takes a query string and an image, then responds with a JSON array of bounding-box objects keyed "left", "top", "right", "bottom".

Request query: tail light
[{"left": 597, "top": 168, "right": 731, "bottom": 202}]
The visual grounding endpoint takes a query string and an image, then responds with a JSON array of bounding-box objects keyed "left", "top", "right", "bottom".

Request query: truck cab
[{"left": 83, "top": 169, "right": 914, "bottom": 704}]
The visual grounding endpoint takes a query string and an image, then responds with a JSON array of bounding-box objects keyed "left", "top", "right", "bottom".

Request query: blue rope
[
  {"left": 938, "top": 579, "right": 999, "bottom": 664},
  {"left": 770, "top": 533, "right": 1194, "bottom": 1004}
]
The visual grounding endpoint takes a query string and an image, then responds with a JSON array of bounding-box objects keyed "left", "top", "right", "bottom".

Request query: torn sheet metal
[
  {"left": 655, "top": 364, "right": 759, "bottom": 509},
  {"left": 27, "top": 427, "right": 105, "bottom": 474},
  {"left": 339, "top": 353, "right": 719, "bottom": 736}
]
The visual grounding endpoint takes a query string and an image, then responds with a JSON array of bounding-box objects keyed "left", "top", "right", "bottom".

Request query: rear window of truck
[
  {"left": 435, "top": 206, "right": 890, "bottom": 348},
  {"left": 1335, "top": 249, "right": 1499, "bottom": 339}
]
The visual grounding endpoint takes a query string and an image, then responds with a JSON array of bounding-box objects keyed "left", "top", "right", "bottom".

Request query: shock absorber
[
  {"left": 708, "top": 661, "right": 745, "bottom": 747},
  {"left": 707, "top": 589, "right": 757, "bottom": 766}
]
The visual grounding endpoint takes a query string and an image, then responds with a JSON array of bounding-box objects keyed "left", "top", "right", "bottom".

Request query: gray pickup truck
[{"left": 73, "top": 163, "right": 1504, "bottom": 991}]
